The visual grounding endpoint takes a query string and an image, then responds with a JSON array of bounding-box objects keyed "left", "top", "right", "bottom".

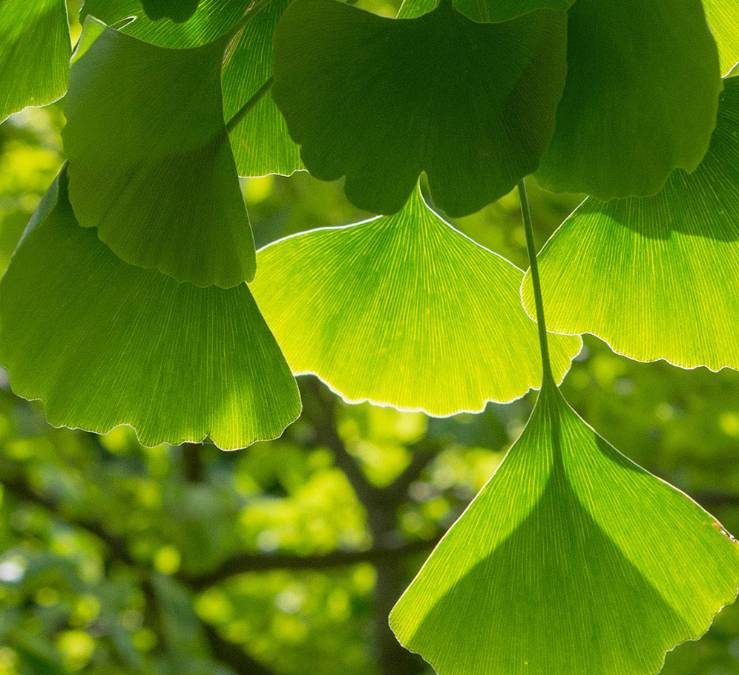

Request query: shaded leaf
[
  {"left": 81, "top": 0, "right": 246, "bottom": 47},
  {"left": 141, "top": 0, "right": 201, "bottom": 23},
  {"left": 223, "top": 0, "right": 302, "bottom": 177},
  {"left": 0, "top": 0, "right": 70, "bottom": 123},
  {"left": 391, "top": 384, "right": 739, "bottom": 674},
  {"left": 703, "top": 0, "right": 739, "bottom": 75},
  {"left": 399, "top": 0, "right": 572, "bottom": 22},
  {"left": 536, "top": 0, "right": 721, "bottom": 199},
  {"left": 251, "top": 186, "right": 581, "bottom": 416},
  {"left": 0, "top": 172, "right": 300, "bottom": 450},
  {"left": 64, "top": 23, "right": 255, "bottom": 288},
  {"left": 272, "top": 0, "right": 567, "bottom": 216},
  {"left": 526, "top": 76, "right": 739, "bottom": 372}
]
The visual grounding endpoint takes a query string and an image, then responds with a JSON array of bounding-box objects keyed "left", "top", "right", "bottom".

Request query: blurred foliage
[{"left": 0, "top": 96, "right": 737, "bottom": 675}]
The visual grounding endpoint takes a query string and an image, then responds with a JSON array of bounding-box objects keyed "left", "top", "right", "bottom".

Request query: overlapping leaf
[
  {"left": 703, "top": 0, "right": 739, "bottom": 75},
  {"left": 0, "top": 172, "right": 300, "bottom": 449},
  {"left": 81, "top": 0, "right": 245, "bottom": 47},
  {"left": 222, "top": 0, "right": 302, "bottom": 177},
  {"left": 399, "top": 0, "right": 573, "bottom": 22},
  {"left": 0, "top": 0, "right": 70, "bottom": 122},
  {"left": 391, "top": 383, "right": 739, "bottom": 674},
  {"left": 272, "top": 0, "right": 567, "bottom": 216},
  {"left": 536, "top": 0, "right": 721, "bottom": 199},
  {"left": 64, "top": 22, "right": 254, "bottom": 288},
  {"left": 251, "top": 187, "right": 581, "bottom": 415},
  {"left": 525, "top": 76, "right": 739, "bottom": 371},
  {"left": 141, "top": 0, "right": 201, "bottom": 22}
]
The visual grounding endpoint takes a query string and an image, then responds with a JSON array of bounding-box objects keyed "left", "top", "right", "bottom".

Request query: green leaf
[
  {"left": 536, "top": 0, "right": 722, "bottom": 199},
  {"left": 141, "top": 0, "right": 201, "bottom": 23},
  {"left": 0, "top": 172, "right": 300, "bottom": 450},
  {"left": 399, "top": 0, "right": 573, "bottom": 22},
  {"left": 272, "top": 0, "right": 567, "bottom": 216},
  {"left": 81, "top": 0, "right": 246, "bottom": 47},
  {"left": 391, "top": 384, "right": 739, "bottom": 674},
  {"left": 703, "top": 0, "right": 739, "bottom": 75},
  {"left": 250, "top": 186, "right": 581, "bottom": 416},
  {"left": 64, "top": 23, "right": 255, "bottom": 288},
  {"left": 526, "top": 76, "right": 739, "bottom": 372},
  {"left": 223, "top": 0, "right": 302, "bottom": 177},
  {"left": 0, "top": 0, "right": 70, "bottom": 122}
]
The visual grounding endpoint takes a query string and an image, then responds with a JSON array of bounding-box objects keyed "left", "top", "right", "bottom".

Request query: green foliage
[
  {"left": 64, "top": 22, "right": 254, "bottom": 287},
  {"left": 535, "top": 0, "right": 721, "bottom": 199},
  {"left": 141, "top": 0, "right": 201, "bottom": 22},
  {"left": 0, "top": 1, "right": 737, "bottom": 673},
  {"left": 252, "top": 186, "right": 581, "bottom": 414},
  {"left": 391, "top": 383, "right": 739, "bottom": 674},
  {"left": 0, "top": 0, "right": 70, "bottom": 123},
  {"left": 272, "top": 0, "right": 567, "bottom": 216},
  {"left": 526, "top": 76, "right": 739, "bottom": 371},
  {"left": 0, "top": 171, "right": 300, "bottom": 449}
]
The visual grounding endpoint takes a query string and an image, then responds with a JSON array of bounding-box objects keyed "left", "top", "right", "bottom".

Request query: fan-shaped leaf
[
  {"left": 272, "top": 0, "right": 567, "bottom": 216},
  {"left": 141, "top": 0, "right": 201, "bottom": 23},
  {"left": 0, "top": 172, "right": 300, "bottom": 450},
  {"left": 0, "top": 0, "right": 70, "bottom": 123},
  {"left": 251, "top": 186, "right": 581, "bottom": 416},
  {"left": 525, "top": 76, "right": 739, "bottom": 371},
  {"left": 703, "top": 0, "right": 739, "bottom": 75},
  {"left": 64, "top": 22, "right": 255, "bottom": 288},
  {"left": 81, "top": 0, "right": 245, "bottom": 47},
  {"left": 536, "top": 0, "right": 721, "bottom": 199},
  {"left": 223, "top": 0, "right": 302, "bottom": 177},
  {"left": 391, "top": 384, "right": 739, "bottom": 674}
]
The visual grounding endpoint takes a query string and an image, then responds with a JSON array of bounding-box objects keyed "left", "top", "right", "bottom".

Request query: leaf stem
[
  {"left": 225, "top": 77, "right": 273, "bottom": 133},
  {"left": 518, "top": 179, "right": 555, "bottom": 388}
]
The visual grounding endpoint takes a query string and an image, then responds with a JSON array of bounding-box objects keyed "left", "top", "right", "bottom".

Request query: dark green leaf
[
  {"left": 141, "top": 0, "right": 201, "bottom": 22},
  {"left": 273, "top": 0, "right": 567, "bottom": 216},
  {"left": 64, "top": 22, "right": 255, "bottom": 288},
  {"left": 536, "top": 0, "right": 722, "bottom": 199}
]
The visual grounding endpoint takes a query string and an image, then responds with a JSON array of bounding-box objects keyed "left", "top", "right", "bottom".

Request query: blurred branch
[
  {"left": 202, "top": 624, "right": 278, "bottom": 675},
  {"left": 182, "top": 443, "right": 205, "bottom": 483},
  {"left": 182, "top": 535, "right": 442, "bottom": 590},
  {"left": 384, "top": 441, "right": 440, "bottom": 505}
]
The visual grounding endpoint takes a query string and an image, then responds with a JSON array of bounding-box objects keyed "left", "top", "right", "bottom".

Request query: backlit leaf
[
  {"left": 64, "top": 23, "right": 255, "bottom": 288},
  {"left": 251, "top": 186, "right": 581, "bottom": 416},
  {"left": 81, "top": 0, "right": 245, "bottom": 47},
  {"left": 0, "top": 0, "right": 70, "bottom": 123},
  {"left": 391, "top": 384, "right": 739, "bottom": 674},
  {"left": 536, "top": 0, "right": 721, "bottom": 199},
  {"left": 0, "top": 172, "right": 300, "bottom": 450},
  {"left": 223, "top": 0, "right": 302, "bottom": 177},
  {"left": 272, "top": 0, "right": 567, "bottom": 216},
  {"left": 526, "top": 76, "right": 739, "bottom": 371},
  {"left": 703, "top": 0, "right": 739, "bottom": 75}
]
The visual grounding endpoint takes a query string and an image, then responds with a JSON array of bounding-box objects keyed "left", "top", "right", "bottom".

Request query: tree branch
[{"left": 182, "top": 535, "right": 442, "bottom": 590}]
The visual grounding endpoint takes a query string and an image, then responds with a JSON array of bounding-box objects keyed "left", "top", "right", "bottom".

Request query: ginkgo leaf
[
  {"left": 250, "top": 186, "right": 581, "bottom": 416},
  {"left": 536, "top": 0, "right": 721, "bottom": 199},
  {"left": 223, "top": 0, "right": 302, "bottom": 177},
  {"left": 703, "top": 0, "right": 739, "bottom": 75},
  {"left": 399, "top": 0, "right": 573, "bottom": 22},
  {"left": 272, "top": 0, "right": 566, "bottom": 216},
  {"left": 81, "top": 0, "right": 245, "bottom": 47},
  {"left": 0, "top": 0, "right": 70, "bottom": 123},
  {"left": 64, "top": 22, "right": 255, "bottom": 288},
  {"left": 141, "top": 0, "right": 201, "bottom": 23},
  {"left": 525, "top": 76, "right": 739, "bottom": 372},
  {"left": 0, "top": 172, "right": 300, "bottom": 450},
  {"left": 391, "top": 383, "right": 739, "bottom": 674}
]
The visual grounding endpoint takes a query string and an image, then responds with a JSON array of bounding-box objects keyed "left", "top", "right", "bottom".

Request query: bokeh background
[{"left": 0, "top": 10, "right": 738, "bottom": 674}]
